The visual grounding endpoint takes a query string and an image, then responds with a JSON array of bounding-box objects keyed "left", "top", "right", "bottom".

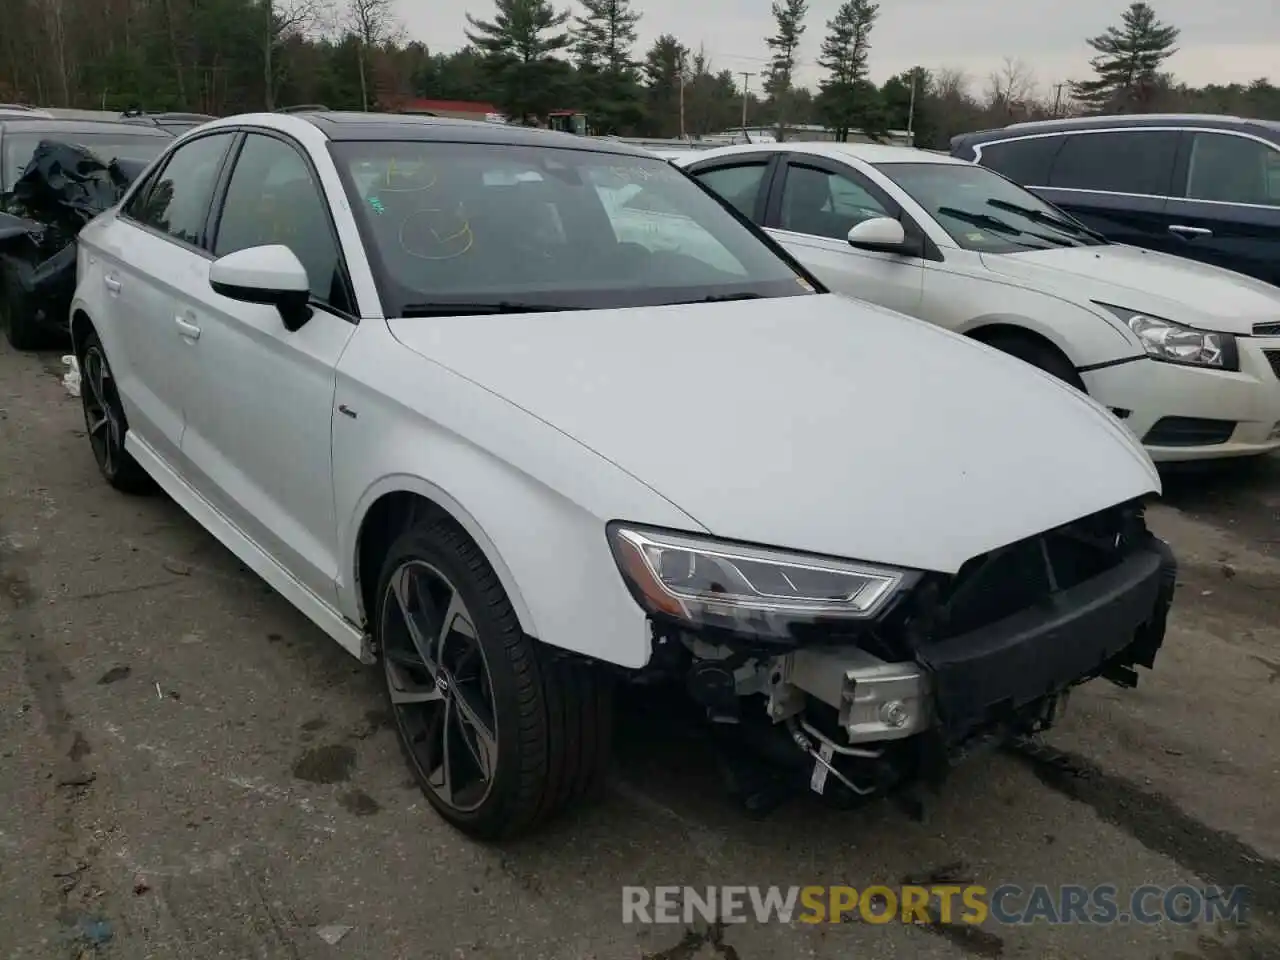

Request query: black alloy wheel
[
  {"left": 79, "top": 331, "right": 152, "bottom": 493},
  {"left": 382, "top": 557, "right": 499, "bottom": 815},
  {"left": 376, "top": 518, "right": 614, "bottom": 840}
]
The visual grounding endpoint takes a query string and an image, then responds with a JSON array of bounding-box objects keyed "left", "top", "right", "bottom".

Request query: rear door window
[
  {"left": 125, "top": 132, "right": 236, "bottom": 248},
  {"left": 1183, "top": 131, "right": 1280, "bottom": 206},
  {"left": 974, "top": 135, "right": 1064, "bottom": 185},
  {"left": 1047, "top": 130, "right": 1179, "bottom": 197}
]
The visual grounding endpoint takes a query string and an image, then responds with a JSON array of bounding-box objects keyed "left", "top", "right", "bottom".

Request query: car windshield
[
  {"left": 330, "top": 140, "right": 814, "bottom": 315},
  {"left": 876, "top": 161, "right": 1107, "bottom": 253},
  {"left": 3, "top": 131, "right": 168, "bottom": 191}
]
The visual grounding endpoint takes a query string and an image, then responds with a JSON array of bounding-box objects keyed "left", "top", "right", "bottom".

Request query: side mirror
[
  {"left": 847, "top": 216, "right": 909, "bottom": 253},
  {"left": 209, "top": 244, "right": 312, "bottom": 332}
]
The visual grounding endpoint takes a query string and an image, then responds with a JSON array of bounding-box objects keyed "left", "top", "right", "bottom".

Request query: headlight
[
  {"left": 1098, "top": 303, "right": 1238, "bottom": 371},
  {"left": 607, "top": 523, "right": 912, "bottom": 641}
]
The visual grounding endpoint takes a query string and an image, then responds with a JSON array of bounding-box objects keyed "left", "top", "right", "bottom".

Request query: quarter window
[
  {"left": 693, "top": 163, "right": 768, "bottom": 218},
  {"left": 1047, "top": 130, "right": 1179, "bottom": 196},
  {"left": 780, "top": 164, "right": 890, "bottom": 240},
  {"left": 126, "top": 133, "right": 235, "bottom": 246},
  {"left": 975, "top": 136, "right": 1064, "bottom": 184},
  {"left": 1184, "top": 132, "right": 1280, "bottom": 206},
  {"left": 213, "top": 133, "right": 349, "bottom": 310}
]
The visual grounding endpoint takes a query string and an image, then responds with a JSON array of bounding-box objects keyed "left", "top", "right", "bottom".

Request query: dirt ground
[{"left": 1, "top": 338, "right": 1278, "bottom": 960}]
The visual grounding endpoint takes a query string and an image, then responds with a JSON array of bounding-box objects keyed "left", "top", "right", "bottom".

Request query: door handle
[
  {"left": 1168, "top": 224, "right": 1212, "bottom": 238},
  {"left": 174, "top": 316, "right": 201, "bottom": 340},
  {"left": 103, "top": 275, "right": 122, "bottom": 294}
]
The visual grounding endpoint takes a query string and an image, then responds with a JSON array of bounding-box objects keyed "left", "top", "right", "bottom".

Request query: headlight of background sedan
[
  {"left": 607, "top": 523, "right": 913, "bottom": 641},
  {"left": 1098, "top": 303, "right": 1239, "bottom": 371}
]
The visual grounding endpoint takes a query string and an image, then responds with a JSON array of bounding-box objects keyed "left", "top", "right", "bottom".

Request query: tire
[
  {"left": 980, "top": 331, "right": 1087, "bottom": 392},
  {"left": 78, "top": 330, "right": 154, "bottom": 493},
  {"left": 1, "top": 261, "right": 44, "bottom": 351},
  {"left": 376, "top": 517, "right": 613, "bottom": 840}
]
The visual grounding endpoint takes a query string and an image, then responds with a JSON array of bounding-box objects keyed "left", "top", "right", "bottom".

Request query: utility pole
[
  {"left": 906, "top": 71, "right": 917, "bottom": 144},
  {"left": 1052, "top": 82, "right": 1064, "bottom": 117},
  {"left": 739, "top": 71, "right": 754, "bottom": 133},
  {"left": 679, "top": 64, "right": 686, "bottom": 140}
]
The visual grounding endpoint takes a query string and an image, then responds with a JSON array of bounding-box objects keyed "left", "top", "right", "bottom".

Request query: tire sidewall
[
  {"left": 80, "top": 333, "right": 122, "bottom": 482},
  {"left": 374, "top": 525, "right": 534, "bottom": 832},
  {"left": 990, "top": 335, "right": 1085, "bottom": 391}
]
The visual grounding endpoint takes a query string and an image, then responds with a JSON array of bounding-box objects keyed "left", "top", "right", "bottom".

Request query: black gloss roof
[{"left": 301, "top": 111, "right": 653, "bottom": 158}]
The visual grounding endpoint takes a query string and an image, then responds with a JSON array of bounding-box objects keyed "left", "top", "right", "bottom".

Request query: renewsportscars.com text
[{"left": 622, "top": 884, "right": 1252, "bottom": 926}]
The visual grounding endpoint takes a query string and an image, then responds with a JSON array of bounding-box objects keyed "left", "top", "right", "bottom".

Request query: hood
[
  {"left": 981, "top": 244, "right": 1280, "bottom": 335},
  {"left": 388, "top": 294, "right": 1159, "bottom": 574}
]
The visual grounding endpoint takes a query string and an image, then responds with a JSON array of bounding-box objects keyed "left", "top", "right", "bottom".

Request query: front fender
[
  {"left": 920, "top": 262, "right": 1142, "bottom": 369},
  {"left": 342, "top": 472, "right": 539, "bottom": 640},
  {"left": 332, "top": 320, "right": 703, "bottom": 671},
  {"left": 959, "top": 298, "right": 1141, "bottom": 369}
]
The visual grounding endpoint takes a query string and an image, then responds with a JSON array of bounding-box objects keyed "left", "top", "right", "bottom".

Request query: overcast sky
[{"left": 392, "top": 0, "right": 1279, "bottom": 98}]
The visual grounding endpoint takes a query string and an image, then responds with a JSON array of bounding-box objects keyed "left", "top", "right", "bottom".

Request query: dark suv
[{"left": 950, "top": 114, "right": 1280, "bottom": 286}]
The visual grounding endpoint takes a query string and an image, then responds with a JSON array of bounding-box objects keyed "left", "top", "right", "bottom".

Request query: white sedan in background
[{"left": 677, "top": 143, "right": 1280, "bottom": 462}]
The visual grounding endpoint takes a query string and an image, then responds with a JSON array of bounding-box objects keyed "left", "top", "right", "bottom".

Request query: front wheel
[
  {"left": 376, "top": 517, "right": 613, "bottom": 840},
  {"left": 980, "top": 331, "right": 1087, "bottom": 392}
]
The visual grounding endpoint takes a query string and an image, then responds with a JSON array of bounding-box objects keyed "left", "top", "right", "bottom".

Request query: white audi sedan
[
  {"left": 71, "top": 112, "right": 1176, "bottom": 839},
  {"left": 675, "top": 143, "right": 1280, "bottom": 462}
]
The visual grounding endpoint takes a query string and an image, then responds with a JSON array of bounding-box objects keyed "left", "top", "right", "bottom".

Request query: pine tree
[
  {"left": 572, "top": 0, "right": 640, "bottom": 73},
  {"left": 642, "top": 34, "right": 688, "bottom": 137},
  {"left": 763, "top": 0, "right": 808, "bottom": 138},
  {"left": 465, "top": 0, "right": 572, "bottom": 123},
  {"left": 1071, "top": 2, "right": 1180, "bottom": 112},
  {"left": 816, "top": 0, "right": 878, "bottom": 140},
  {"left": 571, "top": 0, "right": 643, "bottom": 133}
]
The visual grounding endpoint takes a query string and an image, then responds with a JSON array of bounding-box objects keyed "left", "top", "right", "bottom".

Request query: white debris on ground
[
  {"left": 315, "top": 924, "right": 354, "bottom": 945},
  {"left": 61, "top": 355, "right": 80, "bottom": 397}
]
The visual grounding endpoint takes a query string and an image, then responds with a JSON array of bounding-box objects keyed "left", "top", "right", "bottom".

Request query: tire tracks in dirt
[
  {"left": 1010, "top": 736, "right": 1280, "bottom": 956},
  {"left": 0, "top": 526, "right": 109, "bottom": 954}
]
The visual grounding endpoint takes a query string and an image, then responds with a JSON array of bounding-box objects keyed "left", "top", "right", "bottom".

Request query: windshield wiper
[
  {"left": 936, "top": 206, "right": 1070, "bottom": 249},
  {"left": 399, "top": 301, "right": 583, "bottom": 317},
  {"left": 677, "top": 292, "right": 765, "bottom": 304},
  {"left": 986, "top": 198, "right": 1106, "bottom": 243}
]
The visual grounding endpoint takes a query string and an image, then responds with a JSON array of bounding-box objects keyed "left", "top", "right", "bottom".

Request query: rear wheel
[
  {"left": 979, "top": 331, "right": 1086, "bottom": 392},
  {"left": 79, "top": 331, "right": 153, "bottom": 493},
  {"left": 376, "top": 517, "right": 613, "bottom": 840}
]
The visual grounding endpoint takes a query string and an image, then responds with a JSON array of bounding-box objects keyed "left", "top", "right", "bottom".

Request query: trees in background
[
  {"left": 572, "top": 0, "right": 643, "bottom": 133},
  {"left": 815, "top": 0, "right": 881, "bottom": 141},
  {"left": 464, "top": 0, "right": 573, "bottom": 123},
  {"left": 1071, "top": 1, "right": 1180, "bottom": 112},
  {"left": 0, "top": 0, "right": 1276, "bottom": 148},
  {"left": 641, "top": 33, "right": 687, "bottom": 137},
  {"left": 345, "top": 0, "right": 400, "bottom": 110},
  {"left": 762, "top": 0, "right": 808, "bottom": 138}
]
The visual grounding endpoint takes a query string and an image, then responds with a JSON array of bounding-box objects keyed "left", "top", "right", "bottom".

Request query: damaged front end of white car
[{"left": 606, "top": 503, "right": 1177, "bottom": 816}]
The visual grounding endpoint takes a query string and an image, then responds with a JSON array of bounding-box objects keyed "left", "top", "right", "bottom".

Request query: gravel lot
[{"left": 2, "top": 338, "right": 1278, "bottom": 959}]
